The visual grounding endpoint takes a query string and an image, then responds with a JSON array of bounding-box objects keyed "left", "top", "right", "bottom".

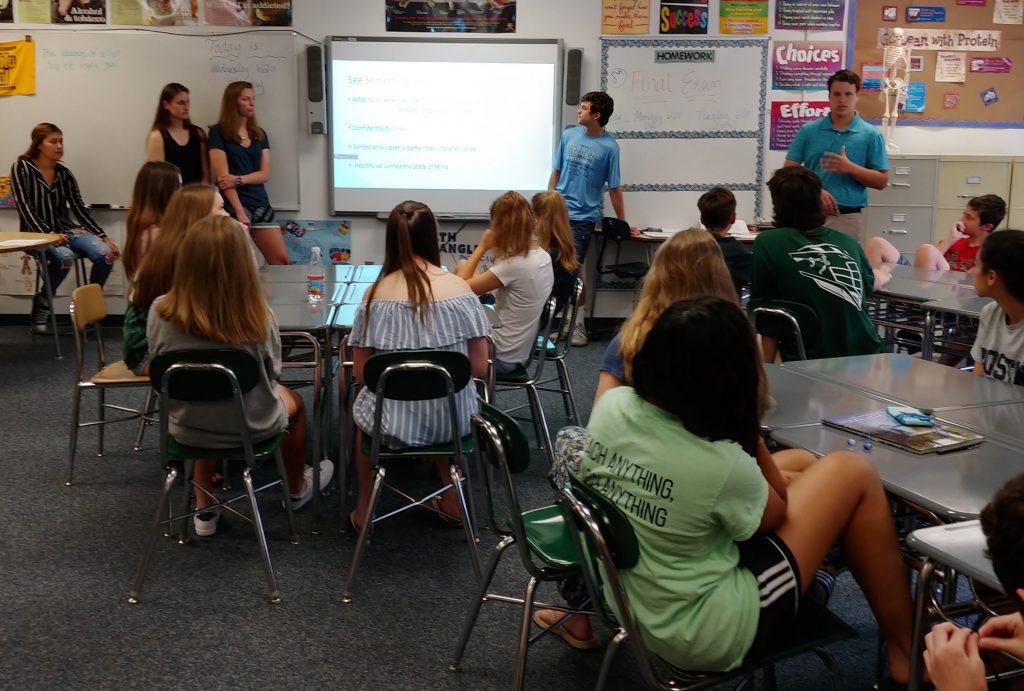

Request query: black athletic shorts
[{"left": 737, "top": 532, "right": 802, "bottom": 652}]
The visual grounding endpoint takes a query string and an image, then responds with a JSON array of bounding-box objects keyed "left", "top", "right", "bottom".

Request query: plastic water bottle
[{"left": 307, "top": 247, "right": 325, "bottom": 303}]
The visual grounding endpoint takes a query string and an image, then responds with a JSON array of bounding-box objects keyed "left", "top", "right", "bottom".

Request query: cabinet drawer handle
[
  {"left": 884, "top": 229, "right": 909, "bottom": 235},
  {"left": 891, "top": 183, "right": 911, "bottom": 188}
]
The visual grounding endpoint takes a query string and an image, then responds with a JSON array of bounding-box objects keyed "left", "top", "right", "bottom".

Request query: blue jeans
[
  {"left": 570, "top": 219, "right": 598, "bottom": 263},
  {"left": 43, "top": 230, "right": 114, "bottom": 295}
]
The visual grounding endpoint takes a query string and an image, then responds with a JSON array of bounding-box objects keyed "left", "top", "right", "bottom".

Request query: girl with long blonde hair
[
  {"left": 456, "top": 191, "right": 554, "bottom": 373},
  {"left": 532, "top": 191, "right": 578, "bottom": 314},
  {"left": 148, "top": 215, "right": 332, "bottom": 536},
  {"left": 122, "top": 184, "right": 227, "bottom": 376},
  {"left": 208, "top": 81, "right": 288, "bottom": 265}
]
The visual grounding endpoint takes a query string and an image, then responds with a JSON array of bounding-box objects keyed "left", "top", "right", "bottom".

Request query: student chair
[
  {"left": 536, "top": 278, "right": 585, "bottom": 427},
  {"left": 128, "top": 349, "right": 300, "bottom": 605},
  {"left": 341, "top": 350, "right": 481, "bottom": 603},
  {"left": 589, "top": 216, "right": 649, "bottom": 333},
  {"left": 66, "top": 284, "right": 155, "bottom": 486},
  {"left": 748, "top": 299, "right": 819, "bottom": 362},
  {"left": 449, "top": 403, "right": 588, "bottom": 691},
  {"left": 493, "top": 295, "right": 560, "bottom": 465},
  {"left": 558, "top": 480, "right": 856, "bottom": 691}
]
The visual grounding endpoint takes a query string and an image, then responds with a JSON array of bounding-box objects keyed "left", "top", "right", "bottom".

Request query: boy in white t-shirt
[{"left": 971, "top": 229, "right": 1024, "bottom": 386}]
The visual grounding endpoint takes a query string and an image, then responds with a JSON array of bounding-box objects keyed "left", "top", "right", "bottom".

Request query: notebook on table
[{"left": 822, "top": 409, "right": 984, "bottom": 455}]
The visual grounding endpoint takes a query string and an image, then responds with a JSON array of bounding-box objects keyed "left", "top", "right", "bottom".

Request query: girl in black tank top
[{"left": 146, "top": 83, "right": 208, "bottom": 186}]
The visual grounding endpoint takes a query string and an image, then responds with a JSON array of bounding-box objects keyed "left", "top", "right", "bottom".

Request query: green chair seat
[
  {"left": 515, "top": 504, "right": 578, "bottom": 569},
  {"left": 166, "top": 431, "right": 287, "bottom": 461},
  {"left": 360, "top": 433, "right": 473, "bottom": 457}
]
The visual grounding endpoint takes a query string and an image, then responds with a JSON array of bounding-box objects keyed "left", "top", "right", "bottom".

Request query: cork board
[{"left": 849, "top": 0, "right": 1024, "bottom": 126}]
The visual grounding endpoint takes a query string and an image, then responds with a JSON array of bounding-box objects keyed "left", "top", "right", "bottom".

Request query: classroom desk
[
  {"left": 786, "top": 353, "right": 1024, "bottom": 411},
  {"left": 922, "top": 295, "right": 992, "bottom": 320},
  {"left": 874, "top": 277, "right": 975, "bottom": 303},
  {"left": 869, "top": 278, "right": 975, "bottom": 360},
  {"left": 259, "top": 264, "right": 355, "bottom": 284},
  {"left": 919, "top": 295, "right": 991, "bottom": 358},
  {"left": 906, "top": 521, "right": 1006, "bottom": 691},
  {"left": 770, "top": 423, "right": 1024, "bottom": 521},
  {"left": 942, "top": 402, "right": 1024, "bottom": 450},
  {"left": 764, "top": 364, "right": 896, "bottom": 429},
  {"left": 0, "top": 231, "right": 63, "bottom": 358},
  {"left": 884, "top": 263, "right": 976, "bottom": 287}
]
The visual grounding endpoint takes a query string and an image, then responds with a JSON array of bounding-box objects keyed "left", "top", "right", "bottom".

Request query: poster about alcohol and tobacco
[
  {"left": 603, "top": 0, "right": 650, "bottom": 34},
  {"left": 385, "top": 1, "right": 516, "bottom": 33},
  {"left": 54, "top": 0, "right": 107, "bottom": 24}
]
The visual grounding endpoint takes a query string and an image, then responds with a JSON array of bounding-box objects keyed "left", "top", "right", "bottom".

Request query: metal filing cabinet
[
  {"left": 866, "top": 156, "right": 936, "bottom": 252},
  {"left": 934, "top": 157, "right": 1012, "bottom": 241}
]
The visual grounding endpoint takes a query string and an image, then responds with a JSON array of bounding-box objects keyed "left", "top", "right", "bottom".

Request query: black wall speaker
[
  {"left": 565, "top": 48, "right": 583, "bottom": 105},
  {"left": 306, "top": 45, "right": 326, "bottom": 135}
]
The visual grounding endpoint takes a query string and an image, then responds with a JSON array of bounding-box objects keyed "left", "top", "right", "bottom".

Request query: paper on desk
[
  {"left": 641, "top": 229, "right": 683, "bottom": 239},
  {"left": 728, "top": 219, "right": 750, "bottom": 236},
  {"left": 0, "top": 239, "right": 43, "bottom": 248}
]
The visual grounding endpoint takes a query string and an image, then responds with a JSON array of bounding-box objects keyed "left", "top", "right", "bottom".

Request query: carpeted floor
[{"left": 0, "top": 320, "right": 890, "bottom": 690}]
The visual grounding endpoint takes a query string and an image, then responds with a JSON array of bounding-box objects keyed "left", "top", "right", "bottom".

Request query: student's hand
[
  {"left": 478, "top": 228, "right": 494, "bottom": 250},
  {"left": 52, "top": 232, "right": 70, "bottom": 246},
  {"left": 979, "top": 612, "right": 1024, "bottom": 659},
  {"left": 948, "top": 221, "right": 967, "bottom": 244},
  {"left": 820, "top": 189, "right": 839, "bottom": 216},
  {"left": 102, "top": 237, "right": 121, "bottom": 260},
  {"left": 217, "top": 173, "right": 238, "bottom": 190},
  {"left": 873, "top": 263, "right": 893, "bottom": 291},
  {"left": 629, "top": 226, "right": 640, "bottom": 238},
  {"left": 821, "top": 146, "right": 853, "bottom": 175},
  {"left": 923, "top": 623, "right": 987, "bottom": 691},
  {"left": 236, "top": 208, "right": 252, "bottom": 229}
]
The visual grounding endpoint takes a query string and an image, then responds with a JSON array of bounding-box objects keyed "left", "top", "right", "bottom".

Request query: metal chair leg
[
  {"left": 128, "top": 467, "right": 178, "bottom": 603},
  {"left": 449, "top": 537, "right": 514, "bottom": 671},
  {"left": 341, "top": 466, "right": 386, "bottom": 603},
  {"left": 556, "top": 358, "right": 580, "bottom": 423},
  {"left": 812, "top": 647, "right": 845, "bottom": 691},
  {"left": 133, "top": 389, "right": 155, "bottom": 451},
  {"left": 242, "top": 467, "right": 281, "bottom": 604},
  {"left": 96, "top": 387, "right": 106, "bottom": 457},
  {"left": 908, "top": 558, "right": 937, "bottom": 691},
  {"left": 450, "top": 463, "right": 481, "bottom": 583},
  {"left": 66, "top": 387, "right": 83, "bottom": 486},
  {"left": 595, "top": 630, "right": 626, "bottom": 691},
  {"left": 526, "top": 385, "right": 554, "bottom": 465},
  {"left": 513, "top": 576, "right": 540, "bottom": 691},
  {"left": 274, "top": 451, "right": 300, "bottom": 545},
  {"left": 178, "top": 459, "right": 195, "bottom": 544}
]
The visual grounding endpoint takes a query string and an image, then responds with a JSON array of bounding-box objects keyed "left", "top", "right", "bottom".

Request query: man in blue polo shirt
[{"left": 785, "top": 70, "right": 888, "bottom": 242}]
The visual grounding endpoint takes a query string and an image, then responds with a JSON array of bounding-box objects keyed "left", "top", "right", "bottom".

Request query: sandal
[
  {"left": 427, "top": 496, "right": 463, "bottom": 527},
  {"left": 532, "top": 609, "right": 600, "bottom": 650}
]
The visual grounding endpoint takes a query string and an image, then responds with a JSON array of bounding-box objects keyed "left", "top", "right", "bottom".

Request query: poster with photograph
[
  {"left": 111, "top": 0, "right": 196, "bottom": 25},
  {"left": 204, "top": 0, "right": 291, "bottom": 26},
  {"left": 15, "top": 1, "right": 51, "bottom": 23},
  {"left": 660, "top": 0, "right": 709, "bottom": 33},
  {"left": 386, "top": 1, "right": 516, "bottom": 33},
  {"left": 770, "top": 100, "right": 830, "bottom": 150},
  {"left": 603, "top": 0, "right": 650, "bottom": 34},
  {"left": 0, "top": 0, "right": 13, "bottom": 21},
  {"left": 970, "top": 56, "right": 1012, "bottom": 72},
  {"left": 54, "top": 0, "right": 107, "bottom": 24},
  {"left": 775, "top": 0, "right": 844, "bottom": 30},
  {"left": 772, "top": 41, "right": 842, "bottom": 90}
]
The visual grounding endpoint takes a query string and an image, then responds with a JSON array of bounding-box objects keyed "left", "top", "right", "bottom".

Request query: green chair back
[
  {"left": 477, "top": 401, "right": 530, "bottom": 474},
  {"left": 569, "top": 477, "right": 640, "bottom": 570},
  {"left": 363, "top": 349, "right": 471, "bottom": 401},
  {"left": 149, "top": 349, "right": 260, "bottom": 402},
  {"left": 747, "top": 298, "right": 819, "bottom": 361}
]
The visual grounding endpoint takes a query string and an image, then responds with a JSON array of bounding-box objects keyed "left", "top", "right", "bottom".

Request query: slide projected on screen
[{"left": 328, "top": 38, "right": 562, "bottom": 216}]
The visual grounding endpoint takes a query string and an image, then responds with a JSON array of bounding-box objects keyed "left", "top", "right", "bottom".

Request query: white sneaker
[
  {"left": 571, "top": 324, "right": 589, "bottom": 347},
  {"left": 286, "top": 459, "right": 335, "bottom": 511},
  {"left": 194, "top": 510, "right": 219, "bottom": 537}
]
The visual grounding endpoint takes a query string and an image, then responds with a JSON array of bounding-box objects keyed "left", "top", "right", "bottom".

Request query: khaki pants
[{"left": 824, "top": 212, "right": 865, "bottom": 244}]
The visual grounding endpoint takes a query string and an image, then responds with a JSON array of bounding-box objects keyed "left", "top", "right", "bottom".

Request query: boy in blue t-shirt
[{"left": 549, "top": 90, "right": 630, "bottom": 346}]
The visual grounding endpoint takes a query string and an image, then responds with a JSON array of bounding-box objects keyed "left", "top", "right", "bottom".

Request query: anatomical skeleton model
[{"left": 881, "top": 28, "right": 913, "bottom": 152}]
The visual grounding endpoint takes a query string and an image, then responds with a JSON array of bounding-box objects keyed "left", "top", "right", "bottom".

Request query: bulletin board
[
  {"left": 849, "top": 0, "right": 1024, "bottom": 127},
  {"left": 0, "top": 30, "right": 302, "bottom": 207}
]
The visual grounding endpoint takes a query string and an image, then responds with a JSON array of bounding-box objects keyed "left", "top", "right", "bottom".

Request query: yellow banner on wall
[{"left": 0, "top": 39, "right": 36, "bottom": 96}]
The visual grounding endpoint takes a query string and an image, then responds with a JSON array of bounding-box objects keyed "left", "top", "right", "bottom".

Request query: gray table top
[
  {"left": 942, "top": 402, "right": 1024, "bottom": 450},
  {"left": 875, "top": 277, "right": 976, "bottom": 303},
  {"left": 270, "top": 301, "right": 334, "bottom": 331},
  {"left": 770, "top": 423, "right": 1024, "bottom": 521},
  {"left": 259, "top": 264, "right": 355, "bottom": 284},
  {"left": 884, "top": 263, "right": 976, "bottom": 287},
  {"left": 906, "top": 521, "right": 1001, "bottom": 591},
  {"left": 922, "top": 295, "right": 993, "bottom": 319},
  {"left": 765, "top": 365, "right": 896, "bottom": 428},
  {"left": 786, "top": 353, "right": 1024, "bottom": 410}
]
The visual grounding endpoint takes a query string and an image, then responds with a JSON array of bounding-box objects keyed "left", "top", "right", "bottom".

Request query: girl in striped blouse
[{"left": 11, "top": 123, "right": 121, "bottom": 333}]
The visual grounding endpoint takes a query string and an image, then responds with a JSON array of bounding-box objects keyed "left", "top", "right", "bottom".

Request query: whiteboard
[
  {"left": 0, "top": 30, "right": 300, "bottom": 209},
  {"left": 601, "top": 38, "right": 769, "bottom": 216}
]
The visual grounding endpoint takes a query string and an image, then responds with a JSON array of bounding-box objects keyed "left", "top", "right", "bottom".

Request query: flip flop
[{"left": 532, "top": 610, "right": 600, "bottom": 650}]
